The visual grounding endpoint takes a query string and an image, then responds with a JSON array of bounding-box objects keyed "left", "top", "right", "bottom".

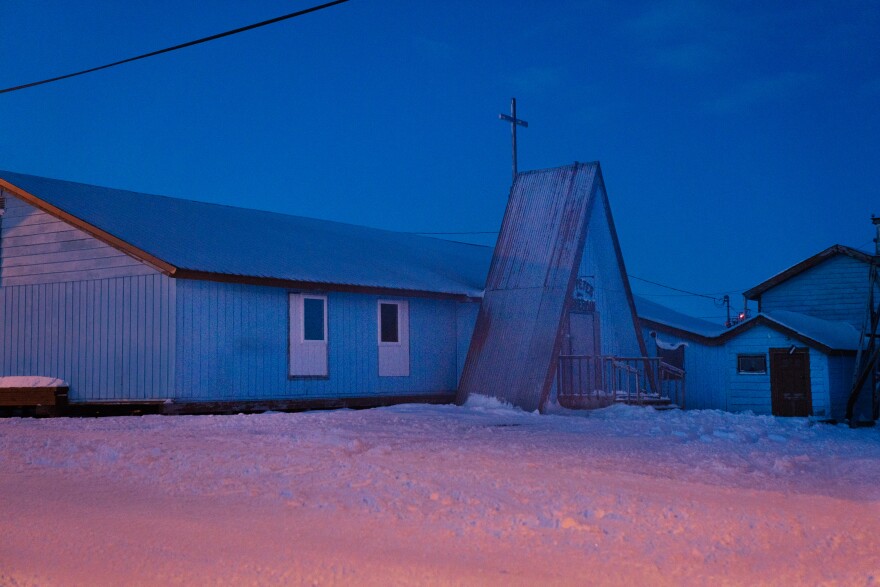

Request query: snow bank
[{"left": 1, "top": 403, "right": 878, "bottom": 585}]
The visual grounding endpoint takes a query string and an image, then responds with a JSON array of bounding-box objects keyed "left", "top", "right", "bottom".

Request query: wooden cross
[{"left": 499, "top": 97, "right": 528, "bottom": 182}]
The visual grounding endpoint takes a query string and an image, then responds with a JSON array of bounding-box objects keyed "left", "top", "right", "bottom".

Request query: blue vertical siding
[
  {"left": 724, "top": 324, "right": 830, "bottom": 416},
  {"left": 760, "top": 255, "right": 874, "bottom": 327},
  {"left": 173, "top": 279, "right": 463, "bottom": 400},
  {"left": 641, "top": 327, "right": 727, "bottom": 410},
  {"left": 0, "top": 274, "right": 176, "bottom": 401}
]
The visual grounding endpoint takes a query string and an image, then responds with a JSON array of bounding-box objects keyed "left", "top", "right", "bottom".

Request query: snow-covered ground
[{"left": 2, "top": 398, "right": 879, "bottom": 585}]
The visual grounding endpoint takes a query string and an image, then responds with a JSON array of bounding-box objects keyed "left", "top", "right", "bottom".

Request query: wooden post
[{"left": 499, "top": 98, "right": 529, "bottom": 183}]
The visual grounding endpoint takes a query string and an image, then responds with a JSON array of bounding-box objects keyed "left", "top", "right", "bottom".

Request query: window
[
  {"left": 303, "top": 297, "right": 325, "bottom": 341},
  {"left": 737, "top": 354, "right": 766, "bottom": 374},
  {"left": 379, "top": 302, "right": 399, "bottom": 343},
  {"left": 378, "top": 300, "right": 409, "bottom": 376},
  {"left": 289, "top": 293, "right": 328, "bottom": 377}
]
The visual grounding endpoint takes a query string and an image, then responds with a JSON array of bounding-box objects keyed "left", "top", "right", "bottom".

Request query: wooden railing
[{"left": 557, "top": 355, "right": 685, "bottom": 408}]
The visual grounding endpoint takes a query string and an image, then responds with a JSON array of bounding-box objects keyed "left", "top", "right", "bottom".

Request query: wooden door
[
  {"left": 769, "top": 348, "right": 812, "bottom": 417},
  {"left": 567, "top": 312, "right": 599, "bottom": 356},
  {"left": 559, "top": 311, "right": 602, "bottom": 398}
]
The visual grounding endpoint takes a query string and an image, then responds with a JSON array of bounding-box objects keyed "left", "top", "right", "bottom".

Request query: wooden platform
[
  {"left": 0, "top": 386, "right": 69, "bottom": 416},
  {"left": 6, "top": 392, "right": 458, "bottom": 418}
]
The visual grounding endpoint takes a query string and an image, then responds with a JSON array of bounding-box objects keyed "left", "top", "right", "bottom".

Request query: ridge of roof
[{"left": 743, "top": 244, "right": 872, "bottom": 300}]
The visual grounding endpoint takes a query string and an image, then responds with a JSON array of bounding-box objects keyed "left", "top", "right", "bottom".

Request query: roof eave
[{"left": 172, "top": 268, "right": 483, "bottom": 302}]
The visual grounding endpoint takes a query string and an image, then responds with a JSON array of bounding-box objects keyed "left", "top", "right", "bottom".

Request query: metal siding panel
[
  {"left": 458, "top": 163, "right": 601, "bottom": 411},
  {"left": 0, "top": 273, "right": 174, "bottom": 401},
  {"left": 171, "top": 280, "right": 460, "bottom": 401}
]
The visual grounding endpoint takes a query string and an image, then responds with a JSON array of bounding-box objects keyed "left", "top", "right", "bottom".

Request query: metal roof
[
  {"left": 0, "top": 170, "right": 492, "bottom": 297},
  {"left": 634, "top": 295, "right": 726, "bottom": 338},
  {"left": 457, "top": 162, "right": 608, "bottom": 412}
]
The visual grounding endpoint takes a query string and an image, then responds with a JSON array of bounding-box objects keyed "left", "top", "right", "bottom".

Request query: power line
[
  {"left": 0, "top": 0, "right": 351, "bottom": 95},
  {"left": 412, "top": 231, "right": 499, "bottom": 235},
  {"left": 626, "top": 274, "right": 736, "bottom": 301},
  {"left": 411, "top": 228, "right": 747, "bottom": 300}
]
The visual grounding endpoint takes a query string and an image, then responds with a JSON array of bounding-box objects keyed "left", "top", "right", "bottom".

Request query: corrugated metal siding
[
  {"left": 0, "top": 274, "right": 176, "bottom": 401},
  {"left": 174, "top": 279, "right": 460, "bottom": 400},
  {"left": 0, "top": 191, "right": 154, "bottom": 286},
  {"left": 580, "top": 192, "right": 642, "bottom": 358},
  {"left": 458, "top": 163, "right": 602, "bottom": 411},
  {"left": 760, "top": 255, "right": 874, "bottom": 327},
  {"left": 725, "top": 324, "right": 830, "bottom": 416},
  {"left": 641, "top": 327, "right": 727, "bottom": 410}
]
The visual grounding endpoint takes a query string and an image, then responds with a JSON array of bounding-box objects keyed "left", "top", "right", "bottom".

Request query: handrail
[{"left": 557, "top": 354, "right": 686, "bottom": 408}]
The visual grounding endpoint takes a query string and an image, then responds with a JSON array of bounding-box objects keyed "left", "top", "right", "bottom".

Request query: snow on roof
[
  {"left": 0, "top": 376, "right": 68, "bottom": 388},
  {"left": 0, "top": 171, "right": 493, "bottom": 297},
  {"left": 634, "top": 296, "right": 860, "bottom": 352},
  {"left": 633, "top": 295, "right": 726, "bottom": 338},
  {"left": 762, "top": 310, "right": 861, "bottom": 351}
]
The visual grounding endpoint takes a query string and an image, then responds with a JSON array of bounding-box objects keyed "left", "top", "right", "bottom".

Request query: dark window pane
[
  {"left": 380, "top": 303, "right": 399, "bottom": 343},
  {"left": 737, "top": 354, "right": 766, "bottom": 374},
  {"left": 303, "top": 298, "right": 325, "bottom": 341}
]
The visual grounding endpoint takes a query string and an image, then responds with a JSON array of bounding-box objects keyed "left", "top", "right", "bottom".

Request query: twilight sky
[{"left": 1, "top": 1, "right": 877, "bottom": 322}]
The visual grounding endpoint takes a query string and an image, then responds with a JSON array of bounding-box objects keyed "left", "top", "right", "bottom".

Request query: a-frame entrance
[
  {"left": 769, "top": 348, "right": 812, "bottom": 417},
  {"left": 557, "top": 304, "right": 604, "bottom": 407}
]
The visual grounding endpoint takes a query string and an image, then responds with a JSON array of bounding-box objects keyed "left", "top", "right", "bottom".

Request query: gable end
[{"left": 0, "top": 189, "right": 162, "bottom": 286}]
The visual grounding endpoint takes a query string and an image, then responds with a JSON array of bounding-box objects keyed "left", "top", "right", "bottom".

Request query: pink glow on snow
[{"left": 1, "top": 399, "right": 878, "bottom": 584}]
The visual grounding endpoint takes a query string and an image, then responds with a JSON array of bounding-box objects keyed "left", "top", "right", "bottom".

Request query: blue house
[
  {"left": 637, "top": 245, "right": 875, "bottom": 420},
  {"left": 0, "top": 171, "right": 491, "bottom": 412}
]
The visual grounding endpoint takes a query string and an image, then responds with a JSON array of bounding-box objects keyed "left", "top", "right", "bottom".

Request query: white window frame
[
  {"left": 377, "top": 299, "right": 409, "bottom": 376},
  {"left": 289, "top": 293, "right": 328, "bottom": 378}
]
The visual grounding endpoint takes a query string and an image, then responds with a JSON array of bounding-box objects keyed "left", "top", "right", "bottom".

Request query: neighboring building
[
  {"left": 0, "top": 171, "right": 491, "bottom": 412},
  {"left": 636, "top": 245, "right": 875, "bottom": 420}
]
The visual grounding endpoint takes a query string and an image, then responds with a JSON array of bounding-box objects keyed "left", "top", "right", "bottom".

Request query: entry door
[
  {"left": 560, "top": 311, "right": 602, "bottom": 395},
  {"left": 568, "top": 312, "right": 599, "bottom": 356},
  {"left": 769, "top": 348, "right": 812, "bottom": 417}
]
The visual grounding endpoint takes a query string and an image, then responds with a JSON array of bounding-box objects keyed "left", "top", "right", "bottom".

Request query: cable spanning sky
[{"left": 1, "top": 0, "right": 877, "bottom": 322}]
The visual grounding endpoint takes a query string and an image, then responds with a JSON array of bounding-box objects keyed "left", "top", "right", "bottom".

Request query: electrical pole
[
  {"left": 499, "top": 98, "right": 528, "bottom": 183},
  {"left": 846, "top": 215, "right": 880, "bottom": 425}
]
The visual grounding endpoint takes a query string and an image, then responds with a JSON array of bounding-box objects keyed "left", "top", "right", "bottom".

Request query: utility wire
[
  {"left": 411, "top": 229, "right": 746, "bottom": 301},
  {"left": 626, "top": 274, "right": 737, "bottom": 300},
  {"left": 413, "top": 231, "right": 499, "bottom": 235},
  {"left": 0, "top": 0, "right": 351, "bottom": 95}
]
